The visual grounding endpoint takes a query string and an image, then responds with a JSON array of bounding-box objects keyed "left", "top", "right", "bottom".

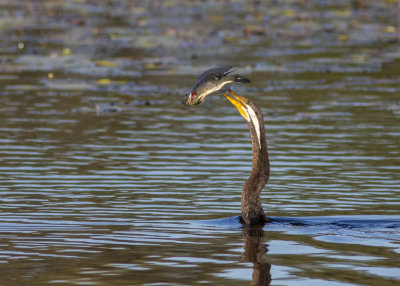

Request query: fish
[{"left": 183, "top": 66, "right": 250, "bottom": 106}]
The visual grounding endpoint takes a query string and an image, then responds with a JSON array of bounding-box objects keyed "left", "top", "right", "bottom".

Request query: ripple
[{"left": 0, "top": 1, "right": 400, "bottom": 285}]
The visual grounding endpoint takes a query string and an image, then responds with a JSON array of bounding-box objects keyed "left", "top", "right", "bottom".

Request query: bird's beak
[{"left": 222, "top": 90, "right": 249, "bottom": 121}]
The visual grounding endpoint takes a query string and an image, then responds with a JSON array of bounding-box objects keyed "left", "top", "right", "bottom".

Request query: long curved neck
[{"left": 241, "top": 100, "right": 270, "bottom": 225}]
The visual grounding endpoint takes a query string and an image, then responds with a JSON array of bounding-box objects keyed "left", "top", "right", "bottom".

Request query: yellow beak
[{"left": 222, "top": 90, "right": 249, "bottom": 121}]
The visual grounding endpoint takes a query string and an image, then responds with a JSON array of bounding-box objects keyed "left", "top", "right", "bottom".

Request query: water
[{"left": 0, "top": 0, "right": 400, "bottom": 285}]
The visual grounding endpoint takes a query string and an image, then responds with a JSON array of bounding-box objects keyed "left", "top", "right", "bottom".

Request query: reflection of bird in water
[
  {"left": 184, "top": 67, "right": 270, "bottom": 225},
  {"left": 243, "top": 225, "right": 271, "bottom": 286}
]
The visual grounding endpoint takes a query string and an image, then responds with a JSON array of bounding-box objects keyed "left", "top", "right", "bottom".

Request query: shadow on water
[
  {"left": 268, "top": 215, "right": 400, "bottom": 229},
  {"left": 197, "top": 215, "right": 400, "bottom": 230}
]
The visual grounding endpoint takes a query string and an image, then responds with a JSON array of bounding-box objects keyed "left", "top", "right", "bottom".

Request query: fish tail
[{"left": 233, "top": 74, "right": 251, "bottom": 83}]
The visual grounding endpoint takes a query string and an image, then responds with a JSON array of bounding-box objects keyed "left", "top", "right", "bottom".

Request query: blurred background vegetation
[{"left": 1, "top": 0, "right": 399, "bottom": 86}]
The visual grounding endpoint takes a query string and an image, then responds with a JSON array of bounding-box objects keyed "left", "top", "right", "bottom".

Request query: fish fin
[
  {"left": 198, "top": 66, "right": 233, "bottom": 81},
  {"left": 203, "top": 96, "right": 213, "bottom": 109}
]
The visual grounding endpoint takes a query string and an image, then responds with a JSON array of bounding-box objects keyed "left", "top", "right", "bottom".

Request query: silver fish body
[{"left": 183, "top": 66, "right": 250, "bottom": 106}]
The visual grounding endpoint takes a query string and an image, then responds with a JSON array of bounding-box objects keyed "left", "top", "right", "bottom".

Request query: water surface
[{"left": 0, "top": 1, "right": 399, "bottom": 285}]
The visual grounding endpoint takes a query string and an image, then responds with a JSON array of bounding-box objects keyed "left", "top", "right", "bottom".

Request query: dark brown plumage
[
  {"left": 183, "top": 67, "right": 269, "bottom": 225},
  {"left": 223, "top": 90, "right": 270, "bottom": 225}
]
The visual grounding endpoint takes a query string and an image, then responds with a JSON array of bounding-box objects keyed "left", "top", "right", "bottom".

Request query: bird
[
  {"left": 183, "top": 66, "right": 270, "bottom": 225},
  {"left": 221, "top": 89, "right": 270, "bottom": 225},
  {"left": 183, "top": 66, "right": 251, "bottom": 106}
]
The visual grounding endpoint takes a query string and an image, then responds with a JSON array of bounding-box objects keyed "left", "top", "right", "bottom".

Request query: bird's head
[
  {"left": 223, "top": 91, "right": 263, "bottom": 149},
  {"left": 222, "top": 92, "right": 250, "bottom": 122}
]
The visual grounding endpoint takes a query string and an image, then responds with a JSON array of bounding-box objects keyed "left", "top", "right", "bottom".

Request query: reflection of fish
[{"left": 183, "top": 66, "right": 250, "bottom": 106}]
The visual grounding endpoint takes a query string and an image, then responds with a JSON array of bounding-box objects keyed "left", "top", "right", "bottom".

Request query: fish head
[{"left": 183, "top": 90, "right": 204, "bottom": 106}]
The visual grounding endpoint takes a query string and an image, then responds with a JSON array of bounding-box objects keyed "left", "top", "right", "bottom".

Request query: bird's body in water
[
  {"left": 183, "top": 67, "right": 270, "bottom": 225},
  {"left": 183, "top": 66, "right": 250, "bottom": 106}
]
